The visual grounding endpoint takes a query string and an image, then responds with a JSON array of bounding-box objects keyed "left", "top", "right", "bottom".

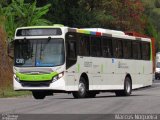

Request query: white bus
[{"left": 11, "top": 25, "right": 153, "bottom": 99}]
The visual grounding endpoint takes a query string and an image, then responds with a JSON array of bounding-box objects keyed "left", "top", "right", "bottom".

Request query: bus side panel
[
  {"left": 143, "top": 61, "right": 152, "bottom": 86},
  {"left": 65, "top": 64, "right": 78, "bottom": 91},
  {"left": 102, "top": 58, "right": 123, "bottom": 90},
  {"left": 91, "top": 57, "right": 103, "bottom": 90}
]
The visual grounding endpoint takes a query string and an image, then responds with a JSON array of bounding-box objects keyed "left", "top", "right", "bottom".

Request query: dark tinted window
[
  {"left": 112, "top": 38, "right": 123, "bottom": 58},
  {"left": 90, "top": 36, "right": 102, "bottom": 57},
  {"left": 67, "top": 41, "right": 76, "bottom": 59},
  {"left": 102, "top": 37, "right": 112, "bottom": 57},
  {"left": 132, "top": 41, "right": 141, "bottom": 60},
  {"left": 65, "top": 32, "right": 77, "bottom": 69},
  {"left": 123, "top": 40, "right": 132, "bottom": 59},
  {"left": 78, "top": 34, "right": 90, "bottom": 56},
  {"left": 141, "top": 42, "right": 150, "bottom": 60}
]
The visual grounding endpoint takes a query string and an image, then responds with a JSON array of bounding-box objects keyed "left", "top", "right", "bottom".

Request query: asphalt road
[{"left": 0, "top": 81, "right": 160, "bottom": 120}]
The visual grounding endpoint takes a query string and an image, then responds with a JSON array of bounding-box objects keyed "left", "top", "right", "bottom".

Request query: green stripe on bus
[
  {"left": 77, "top": 29, "right": 90, "bottom": 34},
  {"left": 16, "top": 72, "right": 58, "bottom": 81},
  {"left": 77, "top": 64, "right": 80, "bottom": 73}
]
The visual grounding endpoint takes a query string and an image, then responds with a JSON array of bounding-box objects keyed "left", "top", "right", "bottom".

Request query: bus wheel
[
  {"left": 32, "top": 91, "right": 46, "bottom": 99},
  {"left": 72, "top": 77, "right": 88, "bottom": 98},
  {"left": 115, "top": 77, "right": 132, "bottom": 96}
]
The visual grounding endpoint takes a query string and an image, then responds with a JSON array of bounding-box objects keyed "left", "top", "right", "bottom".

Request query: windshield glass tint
[{"left": 14, "top": 39, "right": 64, "bottom": 67}]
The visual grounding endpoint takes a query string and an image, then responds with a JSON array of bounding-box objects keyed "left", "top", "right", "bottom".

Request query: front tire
[
  {"left": 72, "top": 77, "right": 88, "bottom": 98},
  {"left": 115, "top": 77, "right": 132, "bottom": 96},
  {"left": 32, "top": 91, "right": 46, "bottom": 99}
]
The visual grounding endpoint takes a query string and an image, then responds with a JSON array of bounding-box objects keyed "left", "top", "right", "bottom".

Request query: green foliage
[
  {"left": 145, "top": 19, "right": 160, "bottom": 50},
  {"left": 143, "top": 0, "right": 160, "bottom": 51},
  {"left": 155, "top": 0, "right": 160, "bottom": 8},
  {"left": 0, "top": 87, "right": 31, "bottom": 98},
  {"left": 43, "top": 0, "right": 145, "bottom": 32},
  {"left": 0, "top": 0, "right": 51, "bottom": 41},
  {"left": 0, "top": 0, "right": 10, "bottom": 6}
]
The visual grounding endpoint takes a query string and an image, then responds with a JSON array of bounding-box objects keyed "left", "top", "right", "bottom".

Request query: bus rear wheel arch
[{"left": 115, "top": 76, "right": 132, "bottom": 96}]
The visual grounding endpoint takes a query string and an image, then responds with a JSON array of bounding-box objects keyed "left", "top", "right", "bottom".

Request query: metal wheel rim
[
  {"left": 79, "top": 82, "right": 85, "bottom": 95},
  {"left": 126, "top": 81, "right": 131, "bottom": 93}
]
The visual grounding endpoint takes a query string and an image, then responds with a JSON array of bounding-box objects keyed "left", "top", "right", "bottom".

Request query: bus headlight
[{"left": 52, "top": 72, "right": 64, "bottom": 82}]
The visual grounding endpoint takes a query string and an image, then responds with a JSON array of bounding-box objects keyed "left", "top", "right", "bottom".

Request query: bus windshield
[{"left": 14, "top": 38, "right": 64, "bottom": 67}]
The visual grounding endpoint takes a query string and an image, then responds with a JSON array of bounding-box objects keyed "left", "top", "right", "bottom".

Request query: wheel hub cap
[
  {"left": 126, "top": 81, "right": 131, "bottom": 93},
  {"left": 79, "top": 83, "right": 85, "bottom": 94}
]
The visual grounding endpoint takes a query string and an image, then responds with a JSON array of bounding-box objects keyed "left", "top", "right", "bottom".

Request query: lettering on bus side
[
  {"left": 84, "top": 61, "right": 92, "bottom": 67},
  {"left": 118, "top": 61, "right": 129, "bottom": 69}
]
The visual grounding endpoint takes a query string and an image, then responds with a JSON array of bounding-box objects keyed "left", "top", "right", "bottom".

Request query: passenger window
[
  {"left": 90, "top": 36, "right": 102, "bottom": 57},
  {"left": 132, "top": 41, "right": 141, "bottom": 60},
  {"left": 78, "top": 34, "right": 90, "bottom": 56},
  {"left": 141, "top": 42, "right": 150, "bottom": 60},
  {"left": 123, "top": 40, "right": 132, "bottom": 59},
  {"left": 113, "top": 38, "right": 123, "bottom": 58},
  {"left": 102, "top": 37, "right": 112, "bottom": 57}
]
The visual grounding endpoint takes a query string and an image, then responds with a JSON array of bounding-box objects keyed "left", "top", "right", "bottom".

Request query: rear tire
[
  {"left": 32, "top": 91, "right": 46, "bottom": 99},
  {"left": 72, "top": 77, "right": 88, "bottom": 98},
  {"left": 115, "top": 77, "right": 132, "bottom": 96}
]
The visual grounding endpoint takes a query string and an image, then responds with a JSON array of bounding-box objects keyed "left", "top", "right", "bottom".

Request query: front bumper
[{"left": 13, "top": 76, "right": 66, "bottom": 91}]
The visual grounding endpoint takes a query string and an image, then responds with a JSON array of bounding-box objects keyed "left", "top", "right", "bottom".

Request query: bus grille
[{"left": 20, "top": 81, "right": 52, "bottom": 87}]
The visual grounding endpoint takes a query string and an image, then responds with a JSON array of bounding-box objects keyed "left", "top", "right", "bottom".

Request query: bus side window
[
  {"left": 78, "top": 34, "right": 90, "bottom": 56},
  {"left": 141, "top": 41, "right": 150, "bottom": 60},
  {"left": 112, "top": 38, "right": 118, "bottom": 58},
  {"left": 117, "top": 39, "right": 123, "bottom": 58},
  {"left": 102, "top": 37, "right": 112, "bottom": 58},
  {"left": 123, "top": 40, "right": 132, "bottom": 59},
  {"left": 65, "top": 32, "right": 77, "bottom": 69},
  {"left": 112, "top": 38, "right": 123, "bottom": 58},
  {"left": 90, "top": 36, "right": 102, "bottom": 57},
  {"left": 132, "top": 41, "right": 141, "bottom": 60}
]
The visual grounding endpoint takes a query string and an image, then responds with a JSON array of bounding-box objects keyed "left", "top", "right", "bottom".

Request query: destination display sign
[{"left": 16, "top": 28, "right": 62, "bottom": 36}]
